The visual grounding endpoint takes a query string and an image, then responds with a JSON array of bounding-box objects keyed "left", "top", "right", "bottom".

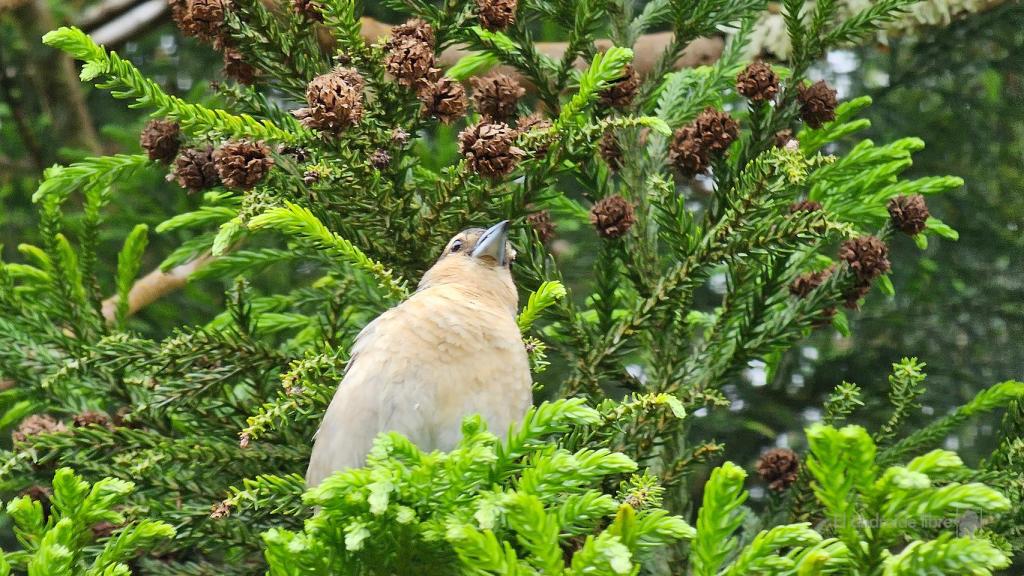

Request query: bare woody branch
[{"left": 101, "top": 254, "right": 214, "bottom": 324}]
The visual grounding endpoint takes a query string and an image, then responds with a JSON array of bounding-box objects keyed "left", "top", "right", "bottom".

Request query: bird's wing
[
  {"left": 305, "top": 312, "right": 391, "bottom": 486},
  {"left": 305, "top": 303, "right": 442, "bottom": 486}
]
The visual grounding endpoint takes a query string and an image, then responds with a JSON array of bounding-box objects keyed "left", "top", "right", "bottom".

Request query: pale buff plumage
[{"left": 306, "top": 222, "right": 532, "bottom": 486}]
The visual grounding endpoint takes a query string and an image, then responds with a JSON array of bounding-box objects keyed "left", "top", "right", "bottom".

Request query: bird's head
[{"left": 419, "top": 221, "right": 518, "bottom": 311}]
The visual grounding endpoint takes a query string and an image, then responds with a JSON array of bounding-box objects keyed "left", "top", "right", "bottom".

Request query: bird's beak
[{"left": 471, "top": 220, "right": 509, "bottom": 264}]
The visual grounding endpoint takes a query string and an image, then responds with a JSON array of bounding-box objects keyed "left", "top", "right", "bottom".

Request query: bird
[{"left": 306, "top": 221, "right": 533, "bottom": 486}]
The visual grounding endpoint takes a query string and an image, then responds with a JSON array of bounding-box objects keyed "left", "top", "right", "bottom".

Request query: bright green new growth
[
  {"left": 558, "top": 46, "right": 634, "bottom": 127},
  {"left": 884, "top": 534, "right": 1010, "bottom": 576},
  {"left": 114, "top": 224, "right": 149, "bottom": 329},
  {"left": 0, "top": 468, "right": 175, "bottom": 576},
  {"left": 248, "top": 202, "right": 409, "bottom": 301},
  {"left": 261, "top": 399, "right": 693, "bottom": 575},
  {"left": 5, "top": 409, "right": 1012, "bottom": 575},
  {"left": 517, "top": 281, "right": 568, "bottom": 332},
  {"left": 686, "top": 461, "right": 832, "bottom": 576},
  {"left": 806, "top": 424, "right": 1011, "bottom": 575},
  {"left": 691, "top": 462, "right": 748, "bottom": 576},
  {"left": 43, "top": 27, "right": 304, "bottom": 142}
]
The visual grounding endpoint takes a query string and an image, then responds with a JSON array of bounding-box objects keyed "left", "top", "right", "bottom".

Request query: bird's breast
[
  {"left": 306, "top": 284, "right": 532, "bottom": 485},
  {"left": 350, "top": 286, "right": 531, "bottom": 444}
]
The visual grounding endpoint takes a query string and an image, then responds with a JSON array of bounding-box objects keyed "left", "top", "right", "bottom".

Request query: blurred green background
[{"left": 0, "top": 0, "right": 1021, "bottom": 491}]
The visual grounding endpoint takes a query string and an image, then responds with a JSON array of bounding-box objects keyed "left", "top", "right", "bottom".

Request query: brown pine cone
[
  {"left": 517, "top": 113, "right": 551, "bottom": 133},
  {"left": 842, "top": 282, "right": 872, "bottom": 310},
  {"left": 173, "top": 146, "right": 221, "bottom": 192},
  {"left": 774, "top": 129, "right": 795, "bottom": 149},
  {"left": 223, "top": 49, "right": 258, "bottom": 85},
  {"left": 185, "top": 0, "right": 228, "bottom": 45},
  {"left": 788, "top": 200, "right": 822, "bottom": 213},
  {"left": 797, "top": 80, "right": 838, "bottom": 128},
  {"left": 20, "top": 485, "right": 52, "bottom": 514},
  {"left": 383, "top": 19, "right": 435, "bottom": 86},
  {"left": 140, "top": 119, "right": 181, "bottom": 163},
  {"left": 470, "top": 73, "right": 525, "bottom": 121},
  {"left": 390, "top": 17, "right": 435, "bottom": 44},
  {"left": 756, "top": 448, "right": 800, "bottom": 491},
  {"left": 736, "top": 61, "right": 779, "bottom": 103},
  {"left": 12, "top": 414, "right": 67, "bottom": 443},
  {"left": 668, "top": 126, "right": 709, "bottom": 177},
  {"left": 789, "top": 266, "right": 833, "bottom": 298},
  {"left": 516, "top": 113, "right": 553, "bottom": 154},
  {"left": 599, "top": 131, "right": 623, "bottom": 171},
  {"left": 370, "top": 149, "right": 391, "bottom": 169},
  {"left": 391, "top": 128, "right": 411, "bottom": 145},
  {"left": 692, "top": 107, "right": 740, "bottom": 154},
  {"left": 213, "top": 140, "right": 274, "bottom": 190},
  {"left": 887, "top": 194, "right": 930, "bottom": 235},
  {"left": 598, "top": 64, "right": 640, "bottom": 108},
  {"left": 838, "top": 236, "right": 890, "bottom": 282},
  {"left": 73, "top": 411, "right": 112, "bottom": 428},
  {"left": 589, "top": 195, "right": 636, "bottom": 239},
  {"left": 293, "top": 0, "right": 323, "bottom": 21},
  {"left": 475, "top": 0, "right": 517, "bottom": 30},
  {"left": 808, "top": 306, "right": 837, "bottom": 328},
  {"left": 458, "top": 122, "right": 524, "bottom": 178},
  {"left": 295, "top": 68, "right": 365, "bottom": 132},
  {"left": 417, "top": 77, "right": 468, "bottom": 124},
  {"left": 526, "top": 210, "right": 556, "bottom": 243},
  {"left": 384, "top": 39, "right": 435, "bottom": 87},
  {"left": 168, "top": 0, "right": 192, "bottom": 33},
  {"left": 91, "top": 521, "right": 120, "bottom": 539}
]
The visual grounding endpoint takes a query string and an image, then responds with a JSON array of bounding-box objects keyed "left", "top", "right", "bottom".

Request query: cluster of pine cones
[
  {"left": 156, "top": 1, "right": 923, "bottom": 260},
  {"left": 142, "top": 119, "right": 273, "bottom": 192}
]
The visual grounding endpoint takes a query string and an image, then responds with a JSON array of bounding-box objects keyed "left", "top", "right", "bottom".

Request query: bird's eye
[{"left": 450, "top": 240, "right": 463, "bottom": 253}]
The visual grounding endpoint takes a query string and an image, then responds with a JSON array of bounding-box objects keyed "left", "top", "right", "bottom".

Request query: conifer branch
[
  {"left": 101, "top": 254, "right": 214, "bottom": 324},
  {"left": 43, "top": 27, "right": 307, "bottom": 142},
  {"left": 881, "top": 381, "right": 1024, "bottom": 465},
  {"left": 1, "top": 1, "right": 1013, "bottom": 573},
  {"left": 248, "top": 202, "right": 409, "bottom": 302},
  {"left": 517, "top": 281, "right": 567, "bottom": 333}
]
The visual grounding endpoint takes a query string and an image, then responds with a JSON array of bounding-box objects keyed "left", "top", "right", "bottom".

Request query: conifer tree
[{"left": 0, "top": 0, "right": 1020, "bottom": 573}]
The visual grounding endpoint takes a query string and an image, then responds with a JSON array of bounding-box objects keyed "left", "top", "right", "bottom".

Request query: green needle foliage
[
  {"left": 261, "top": 399, "right": 694, "bottom": 575},
  {"left": 0, "top": 0, "right": 1019, "bottom": 573},
  {"left": 805, "top": 424, "right": 1011, "bottom": 575},
  {"left": 0, "top": 468, "right": 176, "bottom": 575},
  {"left": 40, "top": 28, "right": 305, "bottom": 143}
]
